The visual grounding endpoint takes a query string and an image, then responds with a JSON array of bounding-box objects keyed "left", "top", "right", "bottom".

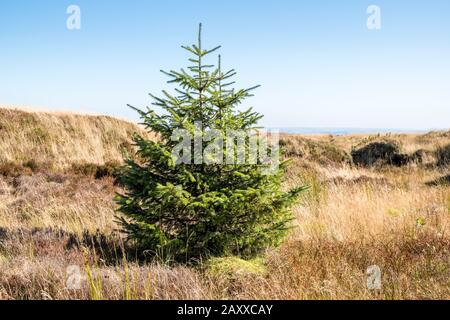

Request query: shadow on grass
[
  {"left": 426, "top": 174, "right": 450, "bottom": 187},
  {"left": 0, "top": 227, "right": 144, "bottom": 266}
]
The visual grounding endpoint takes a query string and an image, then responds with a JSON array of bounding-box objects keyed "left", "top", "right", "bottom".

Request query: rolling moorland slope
[{"left": 0, "top": 106, "right": 449, "bottom": 299}]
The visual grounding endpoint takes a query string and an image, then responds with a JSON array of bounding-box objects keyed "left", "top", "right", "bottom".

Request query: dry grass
[
  {"left": 0, "top": 174, "right": 117, "bottom": 234},
  {"left": 0, "top": 107, "right": 449, "bottom": 300}
]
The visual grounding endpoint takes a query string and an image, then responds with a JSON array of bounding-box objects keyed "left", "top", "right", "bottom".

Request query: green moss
[
  {"left": 205, "top": 257, "right": 267, "bottom": 277},
  {"left": 387, "top": 208, "right": 401, "bottom": 218}
]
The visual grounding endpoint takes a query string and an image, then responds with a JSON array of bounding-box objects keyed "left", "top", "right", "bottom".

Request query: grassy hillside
[
  {"left": 0, "top": 107, "right": 150, "bottom": 170},
  {"left": 0, "top": 107, "right": 449, "bottom": 300}
]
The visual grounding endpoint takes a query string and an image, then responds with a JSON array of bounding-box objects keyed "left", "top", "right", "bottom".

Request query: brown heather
[{"left": 0, "top": 106, "right": 449, "bottom": 300}]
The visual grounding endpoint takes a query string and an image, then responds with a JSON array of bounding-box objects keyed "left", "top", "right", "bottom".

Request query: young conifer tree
[{"left": 115, "top": 24, "right": 307, "bottom": 261}]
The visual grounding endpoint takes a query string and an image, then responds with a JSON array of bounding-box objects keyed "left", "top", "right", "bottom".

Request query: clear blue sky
[{"left": 1, "top": 0, "right": 449, "bottom": 129}]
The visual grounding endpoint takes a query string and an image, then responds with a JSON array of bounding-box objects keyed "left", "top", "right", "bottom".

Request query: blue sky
[{"left": 0, "top": 0, "right": 449, "bottom": 129}]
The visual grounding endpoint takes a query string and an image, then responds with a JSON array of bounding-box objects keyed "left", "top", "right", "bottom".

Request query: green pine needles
[{"left": 115, "top": 24, "right": 307, "bottom": 262}]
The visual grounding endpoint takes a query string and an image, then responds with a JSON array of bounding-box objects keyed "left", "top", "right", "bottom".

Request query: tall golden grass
[{"left": 0, "top": 107, "right": 449, "bottom": 300}]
